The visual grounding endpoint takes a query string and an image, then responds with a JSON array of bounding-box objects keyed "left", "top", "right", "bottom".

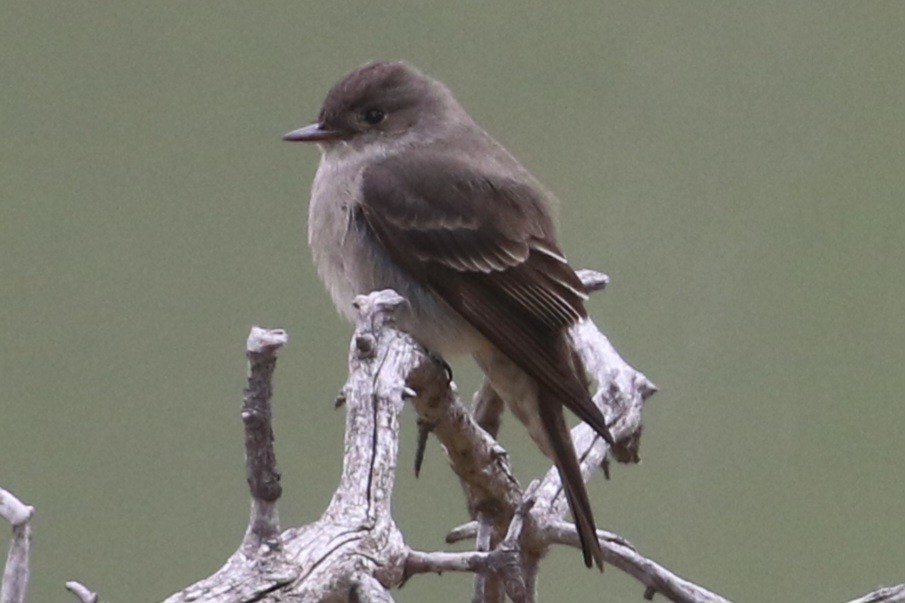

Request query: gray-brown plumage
[{"left": 284, "top": 61, "right": 612, "bottom": 569}]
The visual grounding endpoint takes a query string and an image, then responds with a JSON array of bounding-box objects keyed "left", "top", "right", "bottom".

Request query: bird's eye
[{"left": 363, "top": 108, "right": 386, "bottom": 125}]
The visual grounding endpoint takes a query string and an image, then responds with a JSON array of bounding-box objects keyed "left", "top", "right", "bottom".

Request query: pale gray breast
[
  {"left": 306, "top": 150, "right": 486, "bottom": 356},
  {"left": 308, "top": 151, "right": 368, "bottom": 322}
]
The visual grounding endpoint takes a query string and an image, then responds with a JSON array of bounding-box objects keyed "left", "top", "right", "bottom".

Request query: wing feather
[{"left": 359, "top": 153, "right": 611, "bottom": 442}]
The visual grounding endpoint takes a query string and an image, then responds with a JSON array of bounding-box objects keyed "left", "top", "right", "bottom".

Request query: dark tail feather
[
  {"left": 561, "top": 467, "right": 603, "bottom": 570},
  {"left": 556, "top": 336, "right": 615, "bottom": 446},
  {"left": 538, "top": 397, "right": 604, "bottom": 571}
]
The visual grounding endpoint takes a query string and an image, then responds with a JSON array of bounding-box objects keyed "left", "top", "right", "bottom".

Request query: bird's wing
[{"left": 359, "top": 152, "right": 609, "bottom": 438}]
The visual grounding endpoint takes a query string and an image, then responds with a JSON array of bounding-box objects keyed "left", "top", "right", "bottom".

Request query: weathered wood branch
[
  {"left": 65, "top": 581, "right": 98, "bottom": 603},
  {"left": 5, "top": 279, "right": 899, "bottom": 602},
  {"left": 0, "top": 487, "right": 33, "bottom": 603},
  {"left": 159, "top": 281, "right": 731, "bottom": 603},
  {"left": 157, "top": 280, "right": 673, "bottom": 603},
  {"left": 844, "top": 584, "right": 905, "bottom": 603},
  {"left": 163, "top": 326, "right": 299, "bottom": 603}
]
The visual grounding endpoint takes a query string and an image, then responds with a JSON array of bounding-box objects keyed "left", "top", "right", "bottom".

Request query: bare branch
[
  {"left": 0, "top": 491, "right": 32, "bottom": 528},
  {"left": 472, "top": 514, "right": 505, "bottom": 603},
  {"left": 843, "top": 584, "right": 905, "bottom": 603},
  {"left": 445, "top": 521, "right": 478, "bottom": 544},
  {"left": 157, "top": 286, "right": 743, "bottom": 602},
  {"left": 165, "top": 293, "right": 425, "bottom": 601},
  {"left": 406, "top": 361, "right": 522, "bottom": 523},
  {"left": 349, "top": 574, "right": 396, "bottom": 603},
  {"left": 7, "top": 278, "right": 892, "bottom": 601},
  {"left": 162, "top": 329, "right": 300, "bottom": 603},
  {"left": 65, "top": 581, "right": 99, "bottom": 603},
  {"left": 405, "top": 550, "right": 507, "bottom": 575},
  {"left": 472, "top": 380, "right": 505, "bottom": 439},
  {"left": 0, "top": 486, "right": 34, "bottom": 603},
  {"left": 544, "top": 521, "right": 732, "bottom": 603},
  {"left": 241, "top": 326, "right": 288, "bottom": 554},
  {"left": 405, "top": 357, "right": 524, "bottom": 603},
  {"left": 574, "top": 268, "right": 609, "bottom": 292}
]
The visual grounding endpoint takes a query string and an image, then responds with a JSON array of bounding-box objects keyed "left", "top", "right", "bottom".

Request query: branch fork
[{"left": 1, "top": 274, "right": 901, "bottom": 602}]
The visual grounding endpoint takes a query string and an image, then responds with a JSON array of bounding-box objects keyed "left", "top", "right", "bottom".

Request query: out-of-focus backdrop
[{"left": 2, "top": 3, "right": 903, "bottom": 601}]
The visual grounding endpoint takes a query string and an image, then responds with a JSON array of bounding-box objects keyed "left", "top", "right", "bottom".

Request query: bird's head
[{"left": 283, "top": 61, "right": 461, "bottom": 153}]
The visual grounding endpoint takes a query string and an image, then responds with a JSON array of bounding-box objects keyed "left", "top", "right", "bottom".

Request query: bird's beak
[{"left": 282, "top": 122, "right": 341, "bottom": 143}]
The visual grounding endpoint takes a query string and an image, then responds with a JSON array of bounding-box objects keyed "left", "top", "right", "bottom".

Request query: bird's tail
[{"left": 538, "top": 394, "right": 604, "bottom": 571}]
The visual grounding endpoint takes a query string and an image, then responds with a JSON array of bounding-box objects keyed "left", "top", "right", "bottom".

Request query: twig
[
  {"left": 0, "top": 486, "right": 34, "bottom": 603},
  {"left": 843, "top": 584, "right": 905, "bottom": 603},
  {"left": 543, "top": 521, "right": 731, "bottom": 603},
  {"left": 241, "top": 326, "right": 288, "bottom": 554},
  {"left": 65, "top": 580, "right": 99, "bottom": 603},
  {"left": 162, "top": 327, "right": 299, "bottom": 603}
]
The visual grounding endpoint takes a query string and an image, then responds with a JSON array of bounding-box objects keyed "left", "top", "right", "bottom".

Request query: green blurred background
[{"left": 2, "top": 2, "right": 903, "bottom": 601}]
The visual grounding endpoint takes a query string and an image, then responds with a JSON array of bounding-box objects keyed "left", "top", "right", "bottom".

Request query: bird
[{"left": 283, "top": 60, "right": 612, "bottom": 569}]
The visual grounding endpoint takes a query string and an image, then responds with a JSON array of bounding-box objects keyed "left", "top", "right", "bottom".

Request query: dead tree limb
[
  {"left": 0, "top": 487, "right": 33, "bottom": 603},
  {"left": 3, "top": 283, "right": 902, "bottom": 601},
  {"left": 159, "top": 280, "right": 737, "bottom": 602},
  {"left": 843, "top": 584, "right": 905, "bottom": 603}
]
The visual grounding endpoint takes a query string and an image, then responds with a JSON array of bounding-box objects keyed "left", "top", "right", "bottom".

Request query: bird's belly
[{"left": 474, "top": 348, "right": 552, "bottom": 458}]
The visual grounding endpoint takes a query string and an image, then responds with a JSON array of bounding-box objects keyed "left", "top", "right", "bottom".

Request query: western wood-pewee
[{"left": 284, "top": 61, "right": 613, "bottom": 569}]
